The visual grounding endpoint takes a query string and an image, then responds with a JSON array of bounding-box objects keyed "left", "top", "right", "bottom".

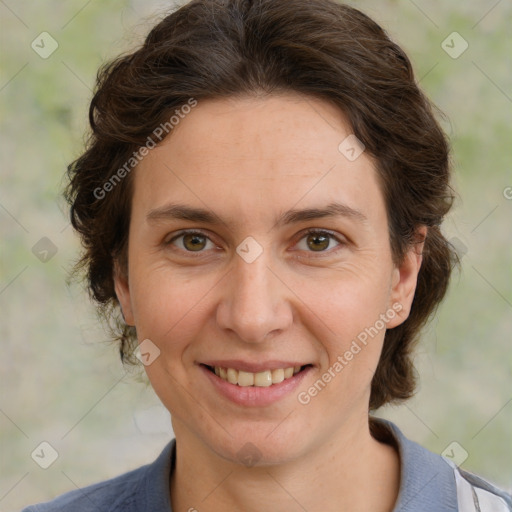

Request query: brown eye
[
  {"left": 182, "top": 233, "right": 208, "bottom": 251},
  {"left": 294, "top": 229, "right": 343, "bottom": 254},
  {"left": 166, "top": 231, "right": 215, "bottom": 253},
  {"left": 306, "top": 232, "right": 330, "bottom": 251}
]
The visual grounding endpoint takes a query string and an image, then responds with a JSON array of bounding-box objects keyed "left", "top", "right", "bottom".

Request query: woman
[{"left": 23, "top": 0, "right": 511, "bottom": 510}]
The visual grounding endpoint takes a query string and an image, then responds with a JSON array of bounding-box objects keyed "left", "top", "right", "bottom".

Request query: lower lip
[{"left": 200, "top": 365, "right": 313, "bottom": 407}]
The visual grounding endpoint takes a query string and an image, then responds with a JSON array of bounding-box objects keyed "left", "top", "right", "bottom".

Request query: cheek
[
  {"left": 128, "top": 263, "right": 218, "bottom": 345},
  {"left": 297, "top": 262, "right": 393, "bottom": 339},
  {"left": 130, "top": 268, "right": 216, "bottom": 404},
  {"left": 298, "top": 291, "right": 388, "bottom": 414},
  {"left": 293, "top": 266, "right": 392, "bottom": 389}
]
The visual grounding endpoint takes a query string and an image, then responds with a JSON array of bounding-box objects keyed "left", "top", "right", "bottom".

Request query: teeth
[
  {"left": 283, "top": 367, "right": 294, "bottom": 379},
  {"left": 238, "top": 370, "right": 254, "bottom": 387},
  {"left": 212, "top": 365, "right": 303, "bottom": 386},
  {"left": 254, "top": 370, "right": 272, "bottom": 387},
  {"left": 227, "top": 368, "right": 238, "bottom": 385},
  {"left": 271, "top": 368, "right": 284, "bottom": 384}
]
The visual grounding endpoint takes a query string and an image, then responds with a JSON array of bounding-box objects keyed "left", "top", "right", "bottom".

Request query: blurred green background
[{"left": 1, "top": 1, "right": 511, "bottom": 510}]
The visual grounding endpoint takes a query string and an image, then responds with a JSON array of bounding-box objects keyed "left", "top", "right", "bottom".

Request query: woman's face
[{"left": 115, "top": 93, "right": 423, "bottom": 464}]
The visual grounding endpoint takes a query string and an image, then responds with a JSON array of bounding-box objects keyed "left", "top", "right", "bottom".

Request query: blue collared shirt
[{"left": 22, "top": 419, "right": 512, "bottom": 511}]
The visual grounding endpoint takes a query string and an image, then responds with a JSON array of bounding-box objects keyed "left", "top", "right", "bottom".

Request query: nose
[{"left": 215, "top": 250, "right": 293, "bottom": 344}]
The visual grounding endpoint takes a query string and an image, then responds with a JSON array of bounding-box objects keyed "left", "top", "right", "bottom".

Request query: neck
[{"left": 170, "top": 415, "right": 400, "bottom": 512}]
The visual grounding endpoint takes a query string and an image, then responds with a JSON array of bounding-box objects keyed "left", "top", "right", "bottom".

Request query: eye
[
  {"left": 294, "top": 229, "right": 343, "bottom": 253},
  {"left": 166, "top": 230, "right": 216, "bottom": 252},
  {"left": 165, "top": 228, "right": 345, "bottom": 256}
]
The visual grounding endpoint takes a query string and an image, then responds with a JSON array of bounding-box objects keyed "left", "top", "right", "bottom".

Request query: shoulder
[
  {"left": 21, "top": 467, "right": 144, "bottom": 512},
  {"left": 371, "top": 417, "right": 512, "bottom": 512},
  {"left": 451, "top": 464, "right": 512, "bottom": 512},
  {"left": 21, "top": 439, "right": 176, "bottom": 512}
]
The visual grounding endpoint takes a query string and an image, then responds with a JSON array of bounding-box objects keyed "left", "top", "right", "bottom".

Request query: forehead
[
  {"left": 150, "top": 94, "right": 354, "bottom": 172},
  {"left": 132, "top": 93, "right": 386, "bottom": 230}
]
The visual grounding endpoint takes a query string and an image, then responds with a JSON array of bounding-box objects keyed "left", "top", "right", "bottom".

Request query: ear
[
  {"left": 113, "top": 259, "right": 135, "bottom": 326},
  {"left": 386, "top": 226, "right": 427, "bottom": 329}
]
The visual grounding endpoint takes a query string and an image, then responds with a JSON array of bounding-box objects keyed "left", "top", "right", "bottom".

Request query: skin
[{"left": 114, "top": 93, "right": 426, "bottom": 512}]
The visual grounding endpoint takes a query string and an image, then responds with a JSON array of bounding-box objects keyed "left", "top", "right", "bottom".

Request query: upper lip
[{"left": 200, "top": 360, "right": 311, "bottom": 373}]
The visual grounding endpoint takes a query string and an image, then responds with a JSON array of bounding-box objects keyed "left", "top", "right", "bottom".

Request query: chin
[
  {"left": 217, "top": 440, "right": 298, "bottom": 468},
  {"left": 202, "top": 422, "right": 306, "bottom": 468}
]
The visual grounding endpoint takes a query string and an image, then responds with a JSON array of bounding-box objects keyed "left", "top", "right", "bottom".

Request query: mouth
[{"left": 201, "top": 364, "right": 313, "bottom": 387}]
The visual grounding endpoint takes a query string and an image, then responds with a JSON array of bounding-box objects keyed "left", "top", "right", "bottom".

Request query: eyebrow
[{"left": 146, "top": 201, "right": 368, "bottom": 228}]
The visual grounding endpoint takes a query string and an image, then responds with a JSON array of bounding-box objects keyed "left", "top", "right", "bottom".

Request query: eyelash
[{"left": 165, "top": 228, "right": 345, "bottom": 258}]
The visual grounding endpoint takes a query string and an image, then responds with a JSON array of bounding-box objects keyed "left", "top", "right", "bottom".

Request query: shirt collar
[
  {"left": 134, "top": 437, "right": 175, "bottom": 511},
  {"left": 371, "top": 417, "right": 458, "bottom": 511},
  {"left": 134, "top": 418, "right": 458, "bottom": 512}
]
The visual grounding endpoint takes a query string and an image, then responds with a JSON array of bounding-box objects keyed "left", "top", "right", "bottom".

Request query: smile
[
  {"left": 200, "top": 363, "right": 313, "bottom": 406},
  {"left": 208, "top": 365, "right": 307, "bottom": 387}
]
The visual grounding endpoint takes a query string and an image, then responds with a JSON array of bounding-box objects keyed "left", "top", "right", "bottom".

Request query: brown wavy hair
[{"left": 65, "top": 0, "right": 457, "bottom": 410}]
